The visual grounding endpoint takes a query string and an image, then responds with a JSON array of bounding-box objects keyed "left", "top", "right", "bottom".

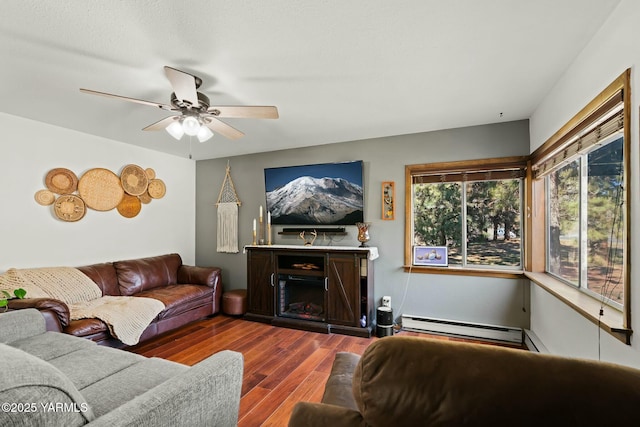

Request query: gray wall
[{"left": 196, "top": 119, "right": 531, "bottom": 328}]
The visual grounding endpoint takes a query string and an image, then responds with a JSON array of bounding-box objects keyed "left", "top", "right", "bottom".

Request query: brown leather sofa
[{"left": 8, "top": 253, "right": 222, "bottom": 346}]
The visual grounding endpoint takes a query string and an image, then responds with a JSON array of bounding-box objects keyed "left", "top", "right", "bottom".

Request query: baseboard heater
[
  {"left": 523, "top": 329, "right": 549, "bottom": 353},
  {"left": 401, "top": 314, "right": 523, "bottom": 344}
]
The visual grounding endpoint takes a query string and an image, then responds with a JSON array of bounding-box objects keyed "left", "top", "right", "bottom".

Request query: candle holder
[
  {"left": 267, "top": 223, "right": 272, "bottom": 245},
  {"left": 259, "top": 217, "right": 265, "bottom": 245},
  {"left": 252, "top": 229, "right": 257, "bottom": 245},
  {"left": 356, "top": 222, "right": 371, "bottom": 247}
]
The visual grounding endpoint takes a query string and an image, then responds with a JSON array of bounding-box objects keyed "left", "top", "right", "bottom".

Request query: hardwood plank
[
  {"left": 239, "top": 346, "right": 331, "bottom": 426},
  {"left": 170, "top": 321, "right": 269, "bottom": 365},
  {"left": 239, "top": 386, "right": 271, "bottom": 420},
  {"left": 258, "top": 338, "right": 329, "bottom": 390},
  {"left": 307, "top": 371, "right": 331, "bottom": 403},
  {"left": 315, "top": 348, "right": 340, "bottom": 374},
  {"left": 128, "top": 314, "right": 525, "bottom": 426},
  {"left": 261, "top": 370, "right": 330, "bottom": 427}
]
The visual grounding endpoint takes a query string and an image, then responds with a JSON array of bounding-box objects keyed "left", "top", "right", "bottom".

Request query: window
[
  {"left": 546, "top": 137, "right": 624, "bottom": 307},
  {"left": 528, "top": 69, "right": 630, "bottom": 343},
  {"left": 405, "top": 157, "right": 527, "bottom": 275},
  {"left": 547, "top": 159, "right": 580, "bottom": 285}
]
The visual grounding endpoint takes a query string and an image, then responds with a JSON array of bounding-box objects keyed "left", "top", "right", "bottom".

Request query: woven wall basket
[
  {"left": 78, "top": 168, "right": 124, "bottom": 211},
  {"left": 120, "top": 164, "right": 149, "bottom": 196},
  {"left": 117, "top": 194, "right": 142, "bottom": 218},
  {"left": 138, "top": 192, "right": 152, "bottom": 204},
  {"left": 45, "top": 168, "right": 78, "bottom": 194},
  {"left": 34, "top": 189, "right": 56, "bottom": 206},
  {"left": 147, "top": 179, "right": 166, "bottom": 199},
  {"left": 54, "top": 194, "right": 86, "bottom": 222}
]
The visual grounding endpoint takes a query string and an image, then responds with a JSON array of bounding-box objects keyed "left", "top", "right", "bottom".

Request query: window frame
[
  {"left": 404, "top": 156, "right": 528, "bottom": 279},
  {"left": 545, "top": 134, "right": 625, "bottom": 309},
  {"left": 526, "top": 69, "right": 631, "bottom": 344}
]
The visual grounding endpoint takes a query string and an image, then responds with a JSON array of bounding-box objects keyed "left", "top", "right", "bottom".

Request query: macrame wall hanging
[{"left": 216, "top": 161, "right": 241, "bottom": 253}]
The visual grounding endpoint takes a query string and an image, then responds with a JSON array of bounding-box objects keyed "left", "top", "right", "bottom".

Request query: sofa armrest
[
  {"left": 0, "top": 309, "right": 47, "bottom": 343},
  {"left": 178, "top": 265, "right": 221, "bottom": 289},
  {"left": 38, "top": 309, "right": 64, "bottom": 332},
  {"left": 289, "top": 403, "right": 364, "bottom": 427},
  {"left": 7, "top": 297, "right": 70, "bottom": 327},
  {"left": 87, "top": 350, "right": 243, "bottom": 427}
]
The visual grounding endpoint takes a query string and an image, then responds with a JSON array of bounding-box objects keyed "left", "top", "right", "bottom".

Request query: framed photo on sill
[{"left": 413, "top": 246, "right": 448, "bottom": 266}]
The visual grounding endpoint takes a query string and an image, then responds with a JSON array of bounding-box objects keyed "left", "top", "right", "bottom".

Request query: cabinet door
[
  {"left": 247, "top": 250, "right": 275, "bottom": 316},
  {"left": 326, "top": 254, "right": 360, "bottom": 326}
]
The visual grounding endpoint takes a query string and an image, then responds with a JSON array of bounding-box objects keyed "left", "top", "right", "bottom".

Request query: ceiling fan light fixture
[
  {"left": 182, "top": 116, "right": 200, "bottom": 136},
  {"left": 197, "top": 125, "right": 214, "bottom": 143},
  {"left": 166, "top": 121, "right": 184, "bottom": 140},
  {"left": 82, "top": 67, "right": 278, "bottom": 143}
]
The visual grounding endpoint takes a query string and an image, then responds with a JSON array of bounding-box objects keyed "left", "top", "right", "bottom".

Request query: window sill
[
  {"left": 525, "top": 271, "right": 631, "bottom": 345},
  {"left": 403, "top": 265, "right": 524, "bottom": 279}
]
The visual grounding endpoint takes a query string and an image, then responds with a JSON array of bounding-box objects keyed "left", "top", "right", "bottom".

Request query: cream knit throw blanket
[
  {"left": 69, "top": 296, "right": 165, "bottom": 345},
  {"left": 0, "top": 267, "right": 165, "bottom": 346}
]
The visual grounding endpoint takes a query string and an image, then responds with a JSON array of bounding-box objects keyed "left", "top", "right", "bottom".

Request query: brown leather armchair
[{"left": 290, "top": 336, "right": 640, "bottom": 426}]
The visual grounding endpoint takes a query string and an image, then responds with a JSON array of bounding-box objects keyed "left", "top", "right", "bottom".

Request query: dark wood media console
[{"left": 245, "top": 245, "right": 376, "bottom": 337}]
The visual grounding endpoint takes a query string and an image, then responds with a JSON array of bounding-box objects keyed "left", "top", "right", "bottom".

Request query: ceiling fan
[{"left": 80, "top": 66, "right": 279, "bottom": 142}]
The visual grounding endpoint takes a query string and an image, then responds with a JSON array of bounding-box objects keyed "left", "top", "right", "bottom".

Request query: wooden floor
[{"left": 128, "top": 314, "right": 524, "bottom": 426}]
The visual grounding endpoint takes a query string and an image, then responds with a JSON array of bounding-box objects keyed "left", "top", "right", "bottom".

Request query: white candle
[
  {"left": 253, "top": 219, "right": 256, "bottom": 232},
  {"left": 259, "top": 205, "right": 263, "bottom": 220},
  {"left": 267, "top": 211, "right": 271, "bottom": 225}
]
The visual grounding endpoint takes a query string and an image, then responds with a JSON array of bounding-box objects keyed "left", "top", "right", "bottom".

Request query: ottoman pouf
[{"left": 222, "top": 289, "right": 247, "bottom": 316}]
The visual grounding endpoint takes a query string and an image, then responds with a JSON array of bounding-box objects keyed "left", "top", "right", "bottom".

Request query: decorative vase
[{"left": 356, "top": 222, "right": 371, "bottom": 247}]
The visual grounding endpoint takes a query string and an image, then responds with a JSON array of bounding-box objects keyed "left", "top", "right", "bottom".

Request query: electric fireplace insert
[{"left": 278, "top": 274, "right": 326, "bottom": 322}]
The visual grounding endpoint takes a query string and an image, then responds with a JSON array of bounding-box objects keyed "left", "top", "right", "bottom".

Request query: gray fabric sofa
[{"left": 0, "top": 309, "right": 243, "bottom": 426}]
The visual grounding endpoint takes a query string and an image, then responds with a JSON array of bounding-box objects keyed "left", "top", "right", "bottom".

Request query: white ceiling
[{"left": 1, "top": 1, "right": 621, "bottom": 160}]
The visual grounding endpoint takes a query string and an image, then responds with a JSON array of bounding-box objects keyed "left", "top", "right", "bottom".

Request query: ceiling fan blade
[
  {"left": 142, "top": 116, "right": 179, "bottom": 131},
  {"left": 207, "top": 105, "right": 279, "bottom": 119},
  {"left": 202, "top": 117, "right": 245, "bottom": 140},
  {"left": 79, "top": 88, "right": 174, "bottom": 111},
  {"left": 164, "top": 66, "right": 199, "bottom": 107}
]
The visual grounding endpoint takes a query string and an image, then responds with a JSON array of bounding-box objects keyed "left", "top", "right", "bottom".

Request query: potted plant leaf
[{"left": 0, "top": 288, "right": 27, "bottom": 312}]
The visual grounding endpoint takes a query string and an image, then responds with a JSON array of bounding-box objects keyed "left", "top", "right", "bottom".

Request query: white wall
[
  {"left": 528, "top": 0, "right": 640, "bottom": 366},
  {"left": 0, "top": 113, "right": 196, "bottom": 270}
]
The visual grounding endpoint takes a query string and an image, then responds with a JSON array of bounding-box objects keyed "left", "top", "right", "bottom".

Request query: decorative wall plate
[
  {"left": 45, "top": 168, "right": 78, "bottom": 194},
  {"left": 148, "top": 179, "right": 166, "bottom": 199},
  {"left": 145, "top": 168, "right": 156, "bottom": 180},
  {"left": 117, "top": 194, "right": 142, "bottom": 218},
  {"left": 34, "top": 189, "right": 56, "bottom": 206},
  {"left": 120, "top": 164, "right": 149, "bottom": 196},
  {"left": 138, "top": 192, "right": 152, "bottom": 204},
  {"left": 54, "top": 194, "right": 86, "bottom": 222},
  {"left": 78, "top": 168, "right": 124, "bottom": 211}
]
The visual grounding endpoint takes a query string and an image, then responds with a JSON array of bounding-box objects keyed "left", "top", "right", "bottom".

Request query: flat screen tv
[{"left": 264, "top": 160, "right": 364, "bottom": 226}]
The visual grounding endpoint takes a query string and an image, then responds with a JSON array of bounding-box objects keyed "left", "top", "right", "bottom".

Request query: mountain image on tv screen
[{"left": 265, "top": 161, "right": 364, "bottom": 225}]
